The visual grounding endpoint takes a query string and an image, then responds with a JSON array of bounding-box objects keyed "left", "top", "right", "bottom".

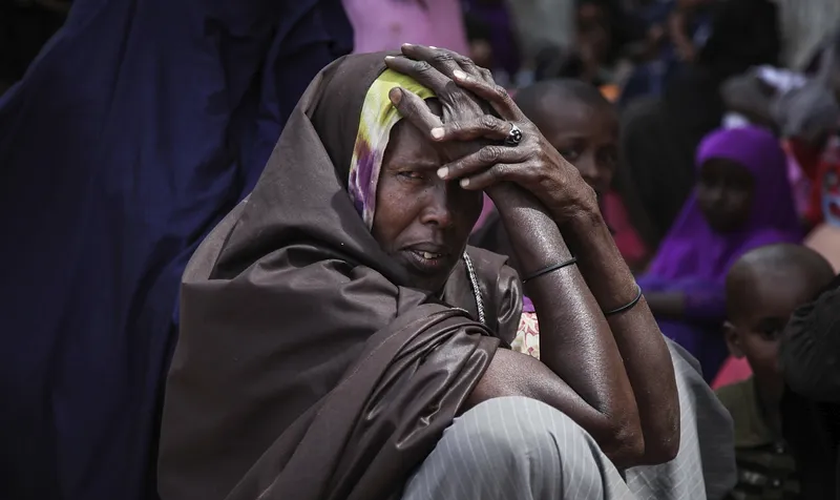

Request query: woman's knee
[
  {"left": 404, "top": 397, "right": 626, "bottom": 499},
  {"left": 441, "top": 397, "right": 596, "bottom": 471}
]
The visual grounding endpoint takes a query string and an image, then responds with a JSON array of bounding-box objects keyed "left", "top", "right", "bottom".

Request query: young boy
[
  {"left": 514, "top": 79, "right": 619, "bottom": 196},
  {"left": 717, "top": 243, "right": 835, "bottom": 499},
  {"left": 471, "top": 79, "right": 651, "bottom": 270}
]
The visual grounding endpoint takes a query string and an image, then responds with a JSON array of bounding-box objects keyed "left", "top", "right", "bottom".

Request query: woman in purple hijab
[{"left": 639, "top": 126, "right": 803, "bottom": 380}]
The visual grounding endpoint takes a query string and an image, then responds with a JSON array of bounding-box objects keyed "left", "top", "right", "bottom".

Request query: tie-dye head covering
[{"left": 348, "top": 69, "right": 435, "bottom": 228}]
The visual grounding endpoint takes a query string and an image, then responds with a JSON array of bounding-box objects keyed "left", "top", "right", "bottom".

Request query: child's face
[
  {"left": 539, "top": 101, "right": 619, "bottom": 196},
  {"left": 725, "top": 272, "right": 816, "bottom": 401},
  {"left": 696, "top": 159, "right": 755, "bottom": 233}
]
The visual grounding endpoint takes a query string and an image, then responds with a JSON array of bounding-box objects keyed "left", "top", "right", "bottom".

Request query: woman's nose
[{"left": 419, "top": 184, "right": 455, "bottom": 228}]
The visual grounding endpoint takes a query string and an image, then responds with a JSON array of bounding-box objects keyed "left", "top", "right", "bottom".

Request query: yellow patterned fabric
[{"left": 348, "top": 69, "right": 435, "bottom": 228}]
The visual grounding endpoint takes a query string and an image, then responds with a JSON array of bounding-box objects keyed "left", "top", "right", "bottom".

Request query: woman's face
[
  {"left": 372, "top": 118, "right": 484, "bottom": 292},
  {"left": 696, "top": 158, "right": 755, "bottom": 233}
]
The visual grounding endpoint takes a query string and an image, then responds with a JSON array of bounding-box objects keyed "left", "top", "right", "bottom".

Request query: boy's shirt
[{"left": 716, "top": 377, "right": 800, "bottom": 500}]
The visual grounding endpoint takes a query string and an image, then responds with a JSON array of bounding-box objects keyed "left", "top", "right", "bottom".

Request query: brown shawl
[{"left": 157, "top": 53, "right": 523, "bottom": 500}]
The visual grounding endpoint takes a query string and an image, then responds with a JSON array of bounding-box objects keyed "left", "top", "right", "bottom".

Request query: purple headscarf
[{"left": 645, "top": 126, "right": 803, "bottom": 282}]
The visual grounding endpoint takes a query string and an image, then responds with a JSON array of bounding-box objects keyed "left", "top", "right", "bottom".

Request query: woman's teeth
[{"left": 421, "top": 251, "right": 441, "bottom": 259}]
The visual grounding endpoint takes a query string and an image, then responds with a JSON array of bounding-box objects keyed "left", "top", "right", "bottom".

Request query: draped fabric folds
[
  {"left": 158, "top": 53, "right": 522, "bottom": 500},
  {"left": 0, "top": 1, "right": 352, "bottom": 499}
]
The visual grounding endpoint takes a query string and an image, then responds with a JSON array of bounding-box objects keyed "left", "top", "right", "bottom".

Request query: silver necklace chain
[{"left": 462, "top": 253, "right": 486, "bottom": 325}]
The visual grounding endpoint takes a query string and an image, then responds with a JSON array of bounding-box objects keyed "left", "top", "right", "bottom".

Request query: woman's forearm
[
  {"left": 564, "top": 210, "right": 680, "bottom": 463},
  {"left": 488, "top": 184, "right": 641, "bottom": 455}
]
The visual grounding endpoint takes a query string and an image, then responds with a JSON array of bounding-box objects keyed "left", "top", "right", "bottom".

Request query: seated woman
[
  {"left": 157, "top": 46, "right": 733, "bottom": 500},
  {"left": 639, "top": 126, "right": 802, "bottom": 381}
]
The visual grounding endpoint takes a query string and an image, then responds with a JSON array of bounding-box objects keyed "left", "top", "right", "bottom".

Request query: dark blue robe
[{"left": 0, "top": 1, "right": 351, "bottom": 498}]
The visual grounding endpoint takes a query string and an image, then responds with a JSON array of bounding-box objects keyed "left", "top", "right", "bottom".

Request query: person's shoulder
[{"left": 715, "top": 378, "right": 754, "bottom": 416}]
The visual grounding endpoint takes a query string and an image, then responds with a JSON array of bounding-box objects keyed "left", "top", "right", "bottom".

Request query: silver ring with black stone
[{"left": 504, "top": 123, "right": 523, "bottom": 147}]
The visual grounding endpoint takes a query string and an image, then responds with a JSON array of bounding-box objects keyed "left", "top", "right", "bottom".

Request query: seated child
[
  {"left": 717, "top": 243, "right": 834, "bottom": 499},
  {"left": 470, "top": 78, "right": 651, "bottom": 275}
]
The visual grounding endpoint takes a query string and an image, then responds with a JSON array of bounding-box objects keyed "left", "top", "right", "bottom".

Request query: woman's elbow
[
  {"left": 599, "top": 411, "right": 681, "bottom": 467},
  {"left": 641, "top": 428, "right": 680, "bottom": 465},
  {"left": 599, "top": 417, "right": 645, "bottom": 468},
  {"left": 649, "top": 396, "right": 682, "bottom": 461},
  {"left": 636, "top": 401, "right": 681, "bottom": 465}
]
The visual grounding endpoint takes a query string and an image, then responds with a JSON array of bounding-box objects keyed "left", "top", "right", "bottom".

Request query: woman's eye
[{"left": 398, "top": 171, "right": 426, "bottom": 181}]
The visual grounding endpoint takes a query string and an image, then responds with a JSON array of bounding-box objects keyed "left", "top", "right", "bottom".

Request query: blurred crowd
[
  {"left": 2, "top": 0, "right": 840, "bottom": 499},
  {"left": 5, "top": 0, "right": 840, "bottom": 264}
]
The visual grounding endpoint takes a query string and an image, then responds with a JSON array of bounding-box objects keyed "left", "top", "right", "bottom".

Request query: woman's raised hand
[{"left": 385, "top": 44, "right": 598, "bottom": 224}]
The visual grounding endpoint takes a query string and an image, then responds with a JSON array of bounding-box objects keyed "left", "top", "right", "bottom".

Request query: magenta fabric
[
  {"left": 712, "top": 356, "right": 753, "bottom": 390},
  {"left": 645, "top": 126, "right": 803, "bottom": 283},
  {"left": 783, "top": 141, "right": 812, "bottom": 219},
  {"left": 343, "top": 0, "right": 468, "bottom": 55},
  {"left": 522, "top": 295, "right": 535, "bottom": 313},
  {"left": 473, "top": 194, "right": 495, "bottom": 233}
]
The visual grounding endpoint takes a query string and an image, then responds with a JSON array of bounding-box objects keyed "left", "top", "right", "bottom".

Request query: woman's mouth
[{"left": 402, "top": 248, "right": 453, "bottom": 275}]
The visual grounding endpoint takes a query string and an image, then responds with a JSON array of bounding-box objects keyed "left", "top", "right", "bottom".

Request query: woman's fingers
[
  {"left": 437, "top": 144, "right": 528, "bottom": 182},
  {"left": 430, "top": 115, "right": 511, "bottom": 142},
  {"left": 458, "top": 163, "right": 531, "bottom": 191},
  {"left": 389, "top": 87, "right": 442, "bottom": 131},
  {"left": 384, "top": 55, "right": 460, "bottom": 100},
  {"left": 403, "top": 44, "right": 487, "bottom": 80},
  {"left": 451, "top": 70, "right": 524, "bottom": 122},
  {"left": 400, "top": 44, "right": 465, "bottom": 79}
]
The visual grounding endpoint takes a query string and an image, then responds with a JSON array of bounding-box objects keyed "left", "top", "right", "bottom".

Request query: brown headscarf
[{"left": 157, "top": 52, "right": 523, "bottom": 500}]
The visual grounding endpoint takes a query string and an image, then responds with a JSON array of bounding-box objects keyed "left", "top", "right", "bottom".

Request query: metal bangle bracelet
[
  {"left": 604, "top": 284, "right": 643, "bottom": 316},
  {"left": 521, "top": 257, "right": 577, "bottom": 284}
]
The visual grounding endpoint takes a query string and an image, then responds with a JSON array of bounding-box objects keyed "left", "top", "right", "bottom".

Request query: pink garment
[
  {"left": 343, "top": 0, "right": 469, "bottom": 55},
  {"left": 782, "top": 140, "right": 812, "bottom": 219},
  {"left": 601, "top": 190, "right": 649, "bottom": 267},
  {"left": 711, "top": 356, "right": 753, "bottom": 390}
]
